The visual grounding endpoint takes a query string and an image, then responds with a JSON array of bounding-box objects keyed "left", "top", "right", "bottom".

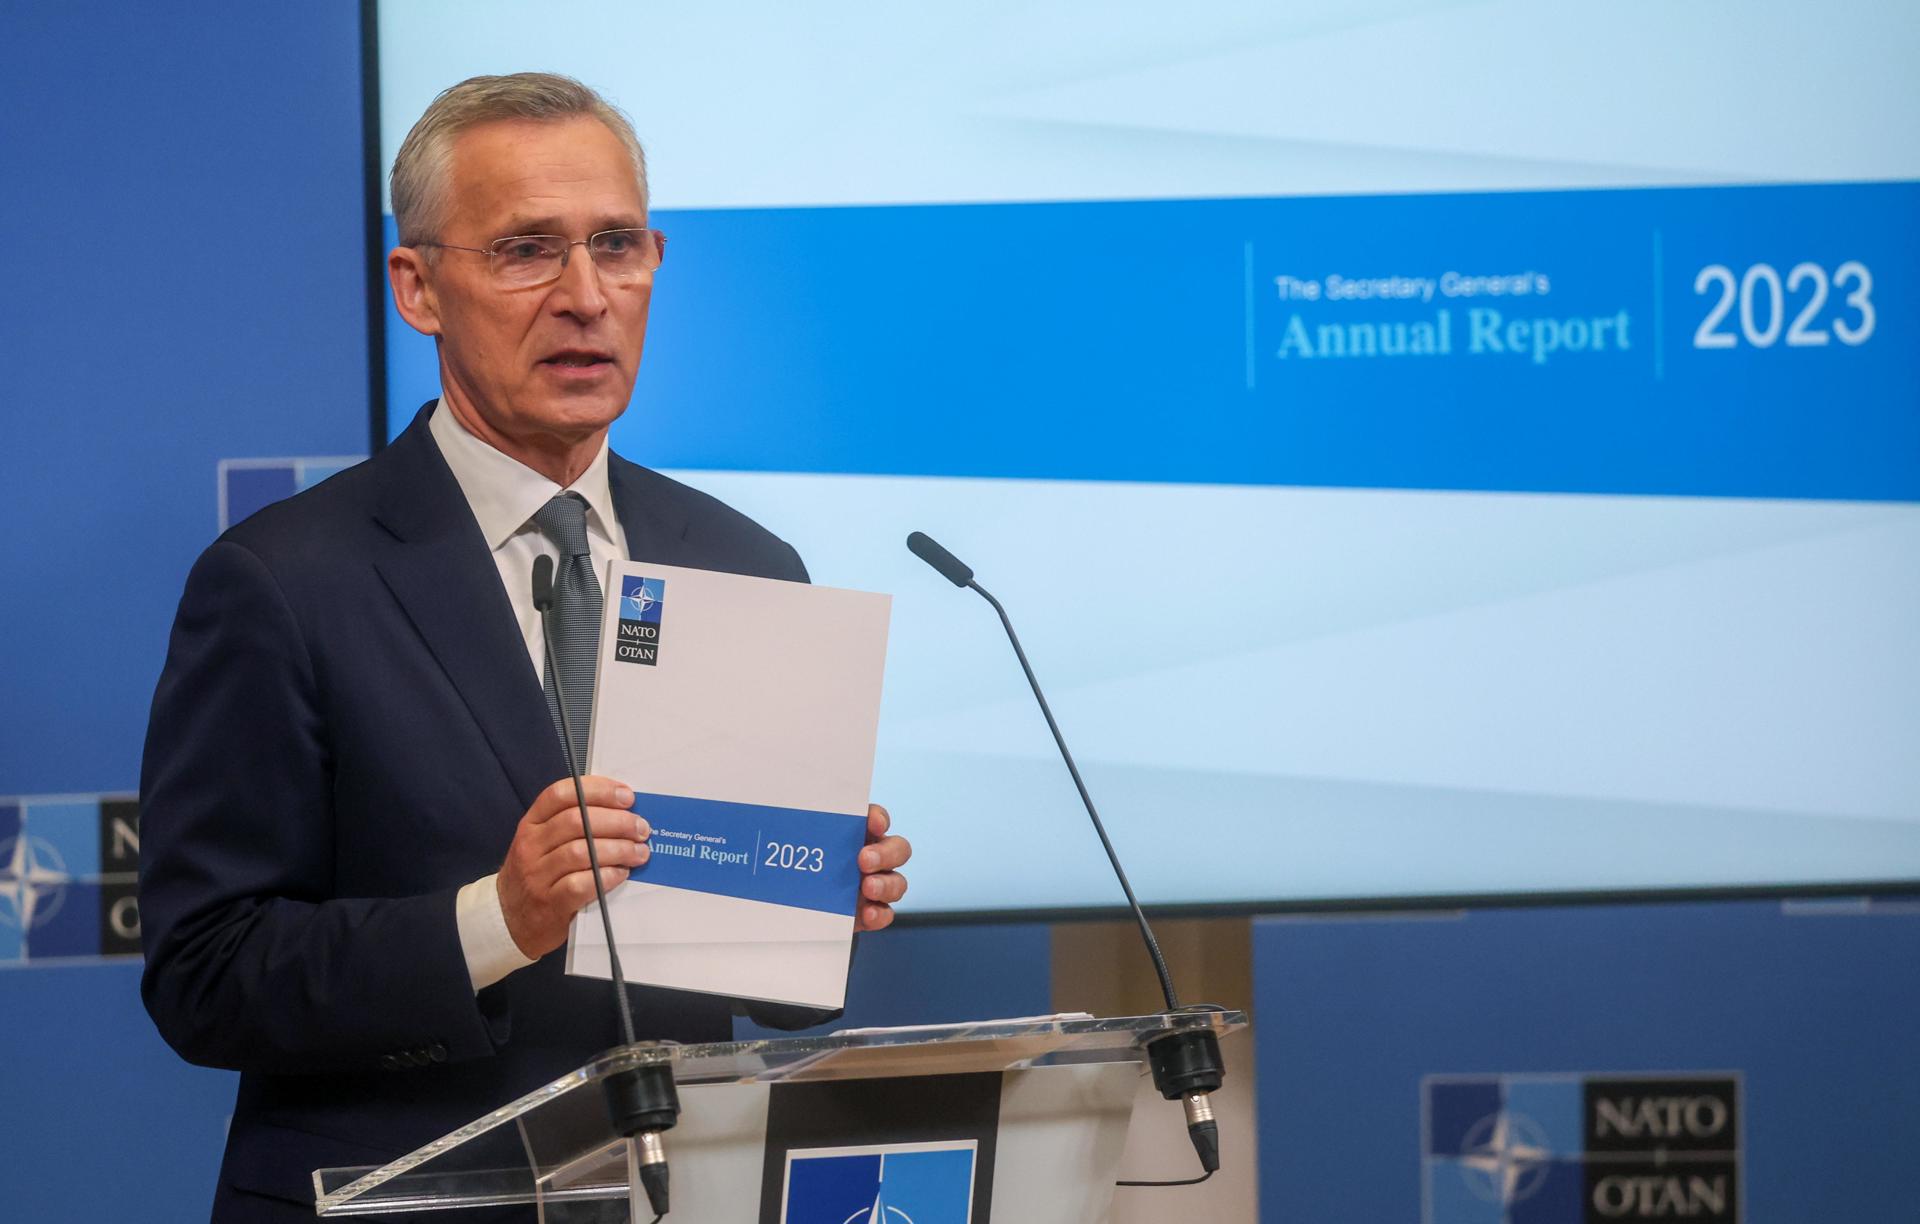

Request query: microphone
[
  {"left": 905, "top": 531, "right": 972, "bottom": 587},
  {"left": 532, "top": 554, "right": 677, "bottom": 1218},
  {"left": 531, "top": 552, "right": 556, "bottom": 611},
  {"left": 905, "top": 532, "right": 1226, "bottom": 1183}
]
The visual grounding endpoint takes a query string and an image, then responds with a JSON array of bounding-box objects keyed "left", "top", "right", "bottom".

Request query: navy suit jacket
[{"left": 140, "top": 405, "right": 818, "bottom": 1219}]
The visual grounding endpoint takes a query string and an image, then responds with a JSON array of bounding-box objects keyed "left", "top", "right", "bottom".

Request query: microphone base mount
[
  {"left": 602, "top": 1058, "right": 681, "bottom": 1138},
  {"left": 1147, "top": 1011, "right": 1227, "bottom": 1175},
  {"left": 602, "top": 1057, "right": 678, "bottom": 1217},
  {"left": 1147, "top": 1021, "right": 1225, "bottom": 1101}
]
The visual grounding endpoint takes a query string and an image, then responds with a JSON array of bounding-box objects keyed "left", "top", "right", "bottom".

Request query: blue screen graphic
[{"left": 377, "top": 3, "right": 1920, "bottom": 913}]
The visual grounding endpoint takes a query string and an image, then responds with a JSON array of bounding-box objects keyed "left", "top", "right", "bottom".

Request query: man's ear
[{"left": 388, "top": 246, "right": 443, "bottom": 337}]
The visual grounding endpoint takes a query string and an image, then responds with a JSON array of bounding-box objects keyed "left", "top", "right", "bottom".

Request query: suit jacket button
[{"left": 428, "top": 1042, "right": 448, "bottom": 1063}]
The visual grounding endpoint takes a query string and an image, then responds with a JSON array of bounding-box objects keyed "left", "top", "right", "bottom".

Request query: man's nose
[{"left": 547, "top": 242, "right": 609, "bottom": 319}]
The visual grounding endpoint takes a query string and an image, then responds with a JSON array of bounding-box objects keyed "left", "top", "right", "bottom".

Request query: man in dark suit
[{"left": 138, "top": 73, "right": 911, "bottom": 1220}]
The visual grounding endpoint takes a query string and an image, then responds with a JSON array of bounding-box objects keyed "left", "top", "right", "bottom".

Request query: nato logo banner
[
  {"left": 616, "top": 575, "right": 665, "bottom": 666},
  {"left": 1424, "top": 1073, "right": 1741, "bottom": 1223},
  {"left": 780, "top": 1141, "right": 975, "bottom": 1224},
  {"left": 758, "top": 1073, "right": 1000, "bottom": 1224},
  {"left": 0, "top": 795, "right": 141, "bottom": 965},
  {"left": 218, "top": 456, "right": 362, "bottom": 530}
]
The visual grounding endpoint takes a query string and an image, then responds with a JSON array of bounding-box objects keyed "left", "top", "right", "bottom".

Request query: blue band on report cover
[{"left": 627, "top": 791, "right": 866, "bottom": 917}]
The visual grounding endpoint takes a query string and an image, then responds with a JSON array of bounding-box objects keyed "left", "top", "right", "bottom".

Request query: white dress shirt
[{"left": 428, "top": 402, "right": 631, "bottom": 992}]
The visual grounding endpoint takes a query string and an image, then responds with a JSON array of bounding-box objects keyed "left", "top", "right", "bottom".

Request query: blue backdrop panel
[
  {"left": 0, "top": 963, "right": 236, "bottom": 1220},
  {"left": 1253, "top": 901, "right": 1920, "bottom": 1223},
  {"left": 0, "top": 0, "right": 370, "bottom": 1215},
  {"left": 0, "top": 0, "right": 371, "bottom": 796}
]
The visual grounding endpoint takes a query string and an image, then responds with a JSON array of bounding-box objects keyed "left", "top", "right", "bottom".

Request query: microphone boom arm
[
  {"left": 905, "top": 534, "right": 1226, "bottom": 1181},
  {"left": 967, "top": 578, "right": 1180, "bottom": 1012}
]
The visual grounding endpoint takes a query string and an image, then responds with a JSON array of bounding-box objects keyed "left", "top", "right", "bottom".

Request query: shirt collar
[{"left": 428, "top": 399, "right": 621, "bottom": 552}]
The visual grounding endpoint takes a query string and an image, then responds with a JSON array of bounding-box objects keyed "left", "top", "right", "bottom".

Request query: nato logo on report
[
  {"left": 0, "top": 796, "right": 142, "bottom": 965},
  {"left": 616, "top": 575, "right": 666, "bottom": 666},
  {"left": 1424, "top": 1072, "right": 1740, "bottom": 1223},
  {"left": 780, "top": 1141, "right": 975, "bottom": 1224}
]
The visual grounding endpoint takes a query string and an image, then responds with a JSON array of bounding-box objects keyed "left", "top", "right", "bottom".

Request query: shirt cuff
[{"left": 455, "top": 873, "right": 537, "bottom": 992}]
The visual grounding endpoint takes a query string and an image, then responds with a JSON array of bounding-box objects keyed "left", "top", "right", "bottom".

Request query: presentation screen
[{"left": 375, "top": 3, "right": 1920, "bottom": 914}]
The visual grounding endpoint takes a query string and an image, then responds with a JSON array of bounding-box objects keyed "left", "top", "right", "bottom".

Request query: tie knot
[{"left": 532, "top": 493, "right": 593, "bottom": 558}]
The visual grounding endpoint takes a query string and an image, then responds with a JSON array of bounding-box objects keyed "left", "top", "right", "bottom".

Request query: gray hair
[{"left": 391, "top": 72, "right": 648, "bottom": 246}]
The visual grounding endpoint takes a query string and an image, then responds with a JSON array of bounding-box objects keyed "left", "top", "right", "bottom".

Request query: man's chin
[{"left": 523, "top": 382, "right": 633, "bottom": 433}]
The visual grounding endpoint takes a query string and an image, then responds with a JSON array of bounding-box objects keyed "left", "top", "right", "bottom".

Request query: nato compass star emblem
[
  {"left": 623, "top": 580, "right": 658, "bottom": 618},
  {"left": 1457, "top": 1110, "right": 1553, "bottom": 1205},
  {"left": 0, "top": 832, "right": 71, "bottom": 932},
  {"left": 843, "top": 1192, "right": 914, "bottom": 1224}
]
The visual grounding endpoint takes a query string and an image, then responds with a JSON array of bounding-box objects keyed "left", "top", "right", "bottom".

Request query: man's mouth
[{"left": 541, "top": 350, "right": 614, "bottom": 368}]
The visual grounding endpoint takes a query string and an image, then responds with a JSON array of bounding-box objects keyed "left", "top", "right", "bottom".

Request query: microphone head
[
  {"left": 906, "top": 531, "right": 974, "bottom": 587},
  {"left": 530, "top": 554, "right": 556, "bottom": 611}
]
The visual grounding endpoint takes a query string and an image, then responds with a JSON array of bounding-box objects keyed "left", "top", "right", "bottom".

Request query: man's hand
[
  {"left": 856, "top": 803, "right": 911, "bottom": 931},
  {"left": 497, "top": 776, "right": 649, "bottom": 959}
]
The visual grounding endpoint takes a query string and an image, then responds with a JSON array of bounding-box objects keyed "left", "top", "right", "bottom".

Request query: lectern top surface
[{"left": 313, "top": 1009, "right": 1246, "bottom": 1216}]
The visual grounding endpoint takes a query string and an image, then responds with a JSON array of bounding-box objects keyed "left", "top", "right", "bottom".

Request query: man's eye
[
  {"left": 500, "top": 240, "right": 554, "bottom": 261},
  {"left": 598, "top": 233, "right": 635, "bottom": 254}
]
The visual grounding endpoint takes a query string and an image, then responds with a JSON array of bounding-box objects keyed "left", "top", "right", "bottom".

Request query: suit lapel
[
  {"left": 609, "top": 453, "right": 690, "bottom": 566},
  {"left": 369, "top": 407, "right": 567, "bottom": 810}
]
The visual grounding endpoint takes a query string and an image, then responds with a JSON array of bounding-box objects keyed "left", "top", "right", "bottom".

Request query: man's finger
[
  {"left": 557, "top": 866, "right": 631, "bottom": 907},
  {"left": 535, "top": 837, "right": 650, "bottom": 882},
  {"left": 861, "top": 871, "right": 907, "bottom": 904},
  {"left": 859, "top": 834, "right": 911, "bottom": 873},
  {"left": 858, "top": 903, "right": 895, "bottom": 932},
  {"left": 531, "top": 776, "right": 636, "bottom": 824},
  {"left": 865, "top": 803, "right": 890, "bottom": 839},
  {"left": 531, "top": 810, "right": 648, "bottom": 866},
  {"left": 529, "top": 805, "right": 647, "bottom": 854},
  {"left": 569, "top": 806, "right": 647, "bottom": 840}
]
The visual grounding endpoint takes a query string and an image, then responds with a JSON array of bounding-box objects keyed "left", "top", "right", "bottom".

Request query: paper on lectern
[{"left": 564, "top": 560, "right": 891, "bottom": 1010}]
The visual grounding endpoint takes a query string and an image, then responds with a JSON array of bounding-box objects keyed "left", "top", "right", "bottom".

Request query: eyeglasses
[{"left": 418, "top": 228, "right": 666, "bottom": 289}]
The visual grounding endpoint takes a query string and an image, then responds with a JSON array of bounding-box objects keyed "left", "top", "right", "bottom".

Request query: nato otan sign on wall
[
  {"left": 0, "top": 795, "right": 142, "bottom": 965},
  {"left": 1424, "top": 1072, "right": 1741, "bottom": 1223}
]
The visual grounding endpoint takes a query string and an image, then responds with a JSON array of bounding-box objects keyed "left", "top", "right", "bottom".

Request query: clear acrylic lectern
[{"left": 313, "top": 1010, "right": 1245, "bottom": 1221}]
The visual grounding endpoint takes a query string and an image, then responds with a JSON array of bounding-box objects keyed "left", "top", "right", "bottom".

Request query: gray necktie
[{"left": 531, "top": 493, "right": 603, "bottom": 767}]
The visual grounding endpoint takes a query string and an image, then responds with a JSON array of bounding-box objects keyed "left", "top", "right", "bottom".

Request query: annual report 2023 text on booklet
[{"left": 564, "top": 559, "right": 891, "bottom": 1010}]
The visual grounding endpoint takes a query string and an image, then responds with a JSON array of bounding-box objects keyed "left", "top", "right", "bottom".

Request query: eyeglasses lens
[{"left": 486, "top": 230, "right": 662, "bottom": 288}]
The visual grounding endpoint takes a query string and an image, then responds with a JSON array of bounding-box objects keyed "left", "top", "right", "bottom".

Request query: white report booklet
[{"left": 565, "top": 560, "right": 891, "bottom": 1009}]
